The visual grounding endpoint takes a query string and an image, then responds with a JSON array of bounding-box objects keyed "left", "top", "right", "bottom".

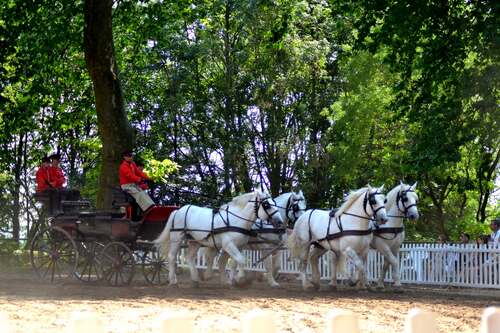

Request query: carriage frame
[{"left": 31, "top": 189, "right": 178, "bottom": 286}]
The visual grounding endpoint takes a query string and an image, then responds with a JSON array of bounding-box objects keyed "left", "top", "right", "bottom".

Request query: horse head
[
  {"left": 396, "top": 181, "right": 419, "bottom": 221},
  {"left": 285, "top": 190, "right": 307, "bottom": 225},
  {"left": 255, "top": 190, "right": 283, "bottom": 228},
  {"left": 365, "top": 185, "right": 388, "bottom": 225}
]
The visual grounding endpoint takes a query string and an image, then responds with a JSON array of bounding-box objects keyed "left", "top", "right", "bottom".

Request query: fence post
[
  {"left": 68, "top": 311, "right": 104, "bottom": 333},
  {"left": 481, "top": 307, "right": 500, "bottom": 333},
  {"left": 404, "top": 308, "right": 437, "bottom": 333},
  {"left": 325, "top": 309, "right": 359, "bottom": 333},
  {"left": 158, "top": 310, "right": 194, "bottom": 333},
  {"left": 242, "top": 309, "right": 277, "bottom": 333}
]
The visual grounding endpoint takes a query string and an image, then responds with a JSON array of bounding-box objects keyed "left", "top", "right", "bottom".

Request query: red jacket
[
  {"left": 119, "top": 161, "right": 149, "bottom": 185},
  {"left": 36, "top": 166, "right": 51, "bottom": 192},
  {"left": 48, "top": 166, "right": 66, "bottom": 188}
]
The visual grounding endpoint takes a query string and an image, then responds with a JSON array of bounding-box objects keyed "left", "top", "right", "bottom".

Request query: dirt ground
[{"left": 0, "top": 269, "right": 498, "bottom": 333}]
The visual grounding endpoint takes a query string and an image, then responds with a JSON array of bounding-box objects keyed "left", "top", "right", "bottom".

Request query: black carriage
[{"left": 31, "top": 189, "right": 178, "bottom": 286}]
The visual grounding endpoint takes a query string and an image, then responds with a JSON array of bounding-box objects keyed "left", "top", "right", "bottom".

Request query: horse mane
[
  {"left": 220, "top": 191, "right": 257, "bottom": 210},
  {"left": 386, "top": 184, "right": 405, "bottom": 211},
  {"left": 334, "top": 187, "right": 369, "bottom": 217}
]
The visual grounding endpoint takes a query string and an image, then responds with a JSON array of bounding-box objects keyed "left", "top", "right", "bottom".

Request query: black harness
[
  {"left": 169, "top": 196, "right": 278, "bottom": 251},
  {"left": 314, "top": 191, "right": 385, "bottom": 245}
]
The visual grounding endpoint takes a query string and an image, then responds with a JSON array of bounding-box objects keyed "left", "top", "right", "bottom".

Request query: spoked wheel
[
  {"left": 142, "top": 247, "right": 169, "bottom": 285},
  {"left": 30, "top": 226, "right": 79, "bottom": 282},
  {"left": 100, "top": 242, "right": 135, "bottom": 286},
  {"left": 75, "top": 241, "right": 105, "bottom": 283}
]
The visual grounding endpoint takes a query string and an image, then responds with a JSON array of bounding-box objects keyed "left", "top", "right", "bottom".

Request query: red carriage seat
[{"left": 143, "top": 205, "right": 179, "bottom": 223}]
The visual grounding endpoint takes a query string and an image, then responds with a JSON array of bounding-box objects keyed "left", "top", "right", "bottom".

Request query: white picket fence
[
  {"left": 2, "top": 307, "right": 498, "bottom": 333},
  {"left": 180, "top": 243, "right": 500, "bottom": 289}
]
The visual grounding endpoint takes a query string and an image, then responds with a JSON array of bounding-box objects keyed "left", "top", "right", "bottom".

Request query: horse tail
[
  {"left": 154, "top": 210, "right": 176, "bottom": 258},
  {"left": 335, "top": 251, "right": 347, "bottom": 276}
]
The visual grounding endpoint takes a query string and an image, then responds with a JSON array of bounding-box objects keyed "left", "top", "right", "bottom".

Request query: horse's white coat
[
  {"left": 288, "top": 186, "right": 388, "bottom": 290},
  {"left": 154, "top": 190, "right": 283, "bottom": 286}
]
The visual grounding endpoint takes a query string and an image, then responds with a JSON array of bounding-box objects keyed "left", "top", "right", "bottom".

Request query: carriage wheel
[
  {"left": 30, "top": 226, "right": 79, "bottom": 282},
  {"left": 74, "top": 241, "right": 105, "bottom": 283},
  {"left": 141, "top": 247, "right": 169, "bottom": 285},
  {"left": 100, "top": 242, "right": 135, "bottom": 286}
]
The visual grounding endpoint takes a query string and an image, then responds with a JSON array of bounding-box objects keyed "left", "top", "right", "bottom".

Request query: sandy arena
[{"left": 0, "top": 269, "right": 498, "bottom": 333}]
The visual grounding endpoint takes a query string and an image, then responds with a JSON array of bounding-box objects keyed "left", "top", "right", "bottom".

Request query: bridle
[
  {"left": 285, "top": 194, "right": 305, "bottom": 224},
  {"left": 395, "top": 189, "right": 418, "bottom": 217},
  {"left": 363, "top": 190, "right": 386, "bottom": 220},
  {"left": 253, "top": 195, "right": 281, "bottom": 227}
]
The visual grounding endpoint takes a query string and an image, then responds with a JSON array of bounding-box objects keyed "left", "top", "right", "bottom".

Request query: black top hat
[
  {"left": 122, "top": 150, "right": 133, "bottom": 157},
  {"left": 49, "top": 153, "right": 61, "bottom": 161},
  {"left": 41, "top": 156, "right": 50, "bottom": 163}
]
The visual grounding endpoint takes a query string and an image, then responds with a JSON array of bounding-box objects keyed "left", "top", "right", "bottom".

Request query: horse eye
[
  {"left": 384, "top": 199, "right": 387, "bottom": 204},
  {"left": 262, "top": 202, "right": 270, "bottom": 209},
  {"left": 402, "top": 197, "right": 408, "bottom": 202},
  {"left": 369, "top": 198, "right": 377, "bottom": 205}
]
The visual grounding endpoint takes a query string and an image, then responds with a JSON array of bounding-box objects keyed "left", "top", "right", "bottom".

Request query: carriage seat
[
  {"left": 111, "top": 188, "right": 142, "bottom": 221},
  {"left": 34, "top": 192, "right": 51, "bottom": 205}
]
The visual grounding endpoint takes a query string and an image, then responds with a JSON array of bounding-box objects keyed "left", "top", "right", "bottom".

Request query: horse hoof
[
  {"left": 392, "top": 286, "right": 404, "bottom": 293},
  {"left": 234, "top": 277, "right": 253, "bottom": 289},
  {"left": 326, "top": 285, "right": 337, "bottom": 292},
  {"left": 348, "top": 279, "right": 358, "bottom": 287},
  {"left": 376, "top": 284, "right": 385, "bottom": 290},
  {"left": 303, "top": 283, "right": 316, "bottom": 292},
  {"left": 269, "top": 282, "right": 281, "bottom": 289},
  {"left": 311, "top": 282, "right": 321, "bottom": 291}
]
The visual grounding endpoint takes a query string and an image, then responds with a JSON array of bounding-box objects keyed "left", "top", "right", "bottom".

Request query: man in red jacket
[
  {"left": 48, "top": 154, "right": 66, "bottom": 189},
  {"left": 36, "top": 156, "right": 52, "bottom": 193},
  {"left": 119, "top": 151, "right": 155, "bottom": 213},
  {"left": 35, "top": 156, "right": 59, "bottom": 215}
]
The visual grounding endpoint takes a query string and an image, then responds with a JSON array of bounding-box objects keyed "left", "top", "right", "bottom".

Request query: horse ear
[
  {"left": 411, "top": 182, "right": 418, "bottom": 190},
  {"left": 367, "top": 184, "right": 372, "bottom": 190},
  {"left": 379, "top": 184, "right": 385, "bottom": 192},
  {"left": 399, "top": 180, "right": 404, "bottom": 186}
]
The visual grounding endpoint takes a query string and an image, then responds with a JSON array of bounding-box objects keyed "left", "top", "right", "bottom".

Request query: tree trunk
[{"left": 84, "top": 0, "right": 134, "bottom": 209}]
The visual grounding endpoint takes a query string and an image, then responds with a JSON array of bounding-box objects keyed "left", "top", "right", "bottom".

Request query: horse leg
[
  {"left": 375, "top": 243, "right": 393, "bottom": 289},
  {"left": 222, "top": 242, "right": 250, "bottom": 286},
  {"left": 263, "top": 252, "right": 279, "bottom": 288},
  {"left": 186, "top": 242, "right": 202, "bottom": 288},
  {"left": 329, "top": 251, "right": 338, "bottom": 290},
  {"left": 297, "top": 245, "right": 314, "bottom": 291},
  {"left": 309, "top": 246, "right": 327, "bottom": 290},
  {"left": 203, "top": 247, "right": 218, "bottom": 281},
  {"left": 227, "top": 254, "right": 238, "bottom": 283},
  {"left": 217, "top": 251, "right": 231, "bottom": 286},
  {"left": 389, "top": 247, "right": 402, "bottom": 289},
  {"left": 167, "top": 238, "right": 183, "bottom": 287},
  {"left": 272, "top": 251, "right": 281, "bottom": 278},
  {"left": 378, "top": 259, "right": 390, "bottom": 289},
  {"left": 345, "top": 247, "right": 366, "bottom": 290}
]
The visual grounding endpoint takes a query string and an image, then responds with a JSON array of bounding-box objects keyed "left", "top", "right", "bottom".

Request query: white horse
[
  {"left": 154, "top": 190, "right": 283, "bottom": 287},
  {"left": 371, "top": 182, "right": 419, "bottom": 290},
  {"left": 288, "top": 186, "right": 388, "bottom": 291},
  {"left": 204, "top": 191, "right": 307, "bottom": 287}
]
